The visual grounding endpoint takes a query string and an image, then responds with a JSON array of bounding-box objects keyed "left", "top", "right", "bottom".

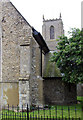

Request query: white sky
[{"left": 11, "top": 0, "right": 82, "bottom": 35}]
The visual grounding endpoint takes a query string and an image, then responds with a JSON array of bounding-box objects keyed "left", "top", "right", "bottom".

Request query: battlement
[
  {"left": 43, "top": 13, "right": 62, "bottom": 22},
  {"left": 43, "top": 18, "right": 62, "bottom": 22}
]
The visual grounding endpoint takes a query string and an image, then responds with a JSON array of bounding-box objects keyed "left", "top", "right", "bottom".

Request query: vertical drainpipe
[{"left": 40, "top": 47, "right": 42, "bottom": 77}]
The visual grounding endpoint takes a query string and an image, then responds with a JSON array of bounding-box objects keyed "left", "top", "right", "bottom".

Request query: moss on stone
[{"left": 43, "top": 52, "right": 62, "bottom": 77}]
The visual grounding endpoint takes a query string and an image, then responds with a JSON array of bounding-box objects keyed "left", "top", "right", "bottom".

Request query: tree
[{"left": 51, "top": 28, "right": 83, "bottom": 83}]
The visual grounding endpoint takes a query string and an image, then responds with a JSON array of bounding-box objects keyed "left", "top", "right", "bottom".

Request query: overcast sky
[{"left": 11, "top": 0, "right": 82, "bottom": 35}]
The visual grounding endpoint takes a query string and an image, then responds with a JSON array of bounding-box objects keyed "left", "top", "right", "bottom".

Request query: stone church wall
[
  {"left": 43, "top": 78, "right": 65, "bottom": 105},
  {"left": 0, "top": 83, "right": 19, "bottom": 106},
  {"left": 0, "top": 1, "right": 2, "bottom": 109},
  {"left": 43, "top": 78, "right": 77, "bottom": 105},
  {"left": 29, "top": 38, "right": 44, "bottom": 106},
  {"left": 0, "top": 0, "right": 77, "bottom": 108},
  {"left": 0, "top": 1, "right": 44, "bottom": 107},
  {"left": 0, "top": 1, "right": 32, "bottom": 107},
  {"left": 1, "top": 1, "right": 31, "bottom": 82}
]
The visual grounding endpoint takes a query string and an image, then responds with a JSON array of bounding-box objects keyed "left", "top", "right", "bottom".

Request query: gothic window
[{"left": 50, "top": 26, "right": 54, "bottom": 39}]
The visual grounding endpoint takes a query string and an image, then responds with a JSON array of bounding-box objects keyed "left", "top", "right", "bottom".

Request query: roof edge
[{"left": 10, "top": 2, "right": 32, "bottom": 28}]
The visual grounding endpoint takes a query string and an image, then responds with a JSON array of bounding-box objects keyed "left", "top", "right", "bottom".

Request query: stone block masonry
[
  {"left": 1, "top": 1, "right": 32, "bottom": 83},
  {"left": 42, "top": 18, "right": 64, "bottom": 51},
  {"left": 0, "top": 0, "right": 77, "bottom": 108},
  {"left": 19, "top": 80, "right": 30, "bottom": 109},
  {"left": 0, "top": 83, "right": 19, "bottom": 106},
  {"left": 43, "top": 78, "right": 77, "bottom": 105},
  {"left": 0, "top": 1, "right": 32, "bottom": 107},
  {"left": 0, "top": 1, "right": 44, "bottom": 108}
]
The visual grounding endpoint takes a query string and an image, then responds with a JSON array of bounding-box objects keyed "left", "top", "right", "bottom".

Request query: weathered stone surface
[
  {"left": 0, "top": 0, "right": 44, "bottom": 108},
  {"left": 43, "top": 52, "right": 61, "bottom": 77},
  {"left": 19, "top": 80, "right": 30, "bottom": 109},
  {"left": 0, "top": 1, "right": 2, "bottom": 83},
  {"left": 43, "top": 78, "right": 65, "bottom": 105},
  {"left": 29, "top": 39, "right": 42, "bottom": 106},
  {"left": 1, "top": 1, "right": 32, "bottom": 82},
  {"left": 42, "top": 18, "right": 77, "bottom": 105},
  {"left": 77, "top": 83, "right": 83, "bottom": 96},
  {"left": 43, "top": 78, "right": 77, "bottom": 105},
  {"left": 20, "top": 45, "right": 31, "bottom": 79},
  {"left": 0, "top": 0, "right": 77, "bottom": 108},
  {"left": 0, "top": 1, "right": 33, "bottom": 107},
  {"left": 0, "top": 1, "right": 44, "bottom": 107},
  {"left": 42, "top": 18, "right": 64, "bottom": 51},
  {"left": 0, "top": 83, "right": 19, "bottom": 107}
]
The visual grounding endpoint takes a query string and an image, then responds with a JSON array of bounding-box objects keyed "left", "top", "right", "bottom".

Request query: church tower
[{"left": 42, "top": 14, "right": 64, "bottom": 51}]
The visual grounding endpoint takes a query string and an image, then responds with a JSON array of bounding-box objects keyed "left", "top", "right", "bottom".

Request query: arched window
[{"left": 50, "top": 26, "right": 54, "bottom": 39}]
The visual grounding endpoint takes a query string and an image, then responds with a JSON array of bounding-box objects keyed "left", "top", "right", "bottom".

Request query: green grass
[
  {"left": 30, "top": 104, "right": 83, "bottom": 118},
  {"left": 77, "top": 96, "right": 83, "bottom": 103},
  {"left": 1, "top": 97, "right": 83, "bottom": 119},
  {"left": 2, "top": 105, "right": 82, "bottom": 119}
]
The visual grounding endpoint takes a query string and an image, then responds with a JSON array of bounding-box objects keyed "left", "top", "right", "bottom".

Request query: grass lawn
[
  {"left": 1, "top": 96, "right": 83, "bottom": 119},
  {"left": 77, "top": 96, "right": 83, "bottom": 103},
  {"left": 29, "top": 105, "right": 82, "bottom": 118}
]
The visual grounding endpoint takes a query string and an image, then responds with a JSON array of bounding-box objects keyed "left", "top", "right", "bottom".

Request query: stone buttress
[{"left": 0, "top": 0, "right": 43, "bottom": 108}]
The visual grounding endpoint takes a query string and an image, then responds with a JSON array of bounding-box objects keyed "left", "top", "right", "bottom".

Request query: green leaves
[{"left": 51, "top": 28, "right": 83, "bottom": 84}]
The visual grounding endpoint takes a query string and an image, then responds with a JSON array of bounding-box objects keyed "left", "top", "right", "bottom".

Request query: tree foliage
[{"left": 51, "top": 28, "right": 83, "bottom": 83}]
